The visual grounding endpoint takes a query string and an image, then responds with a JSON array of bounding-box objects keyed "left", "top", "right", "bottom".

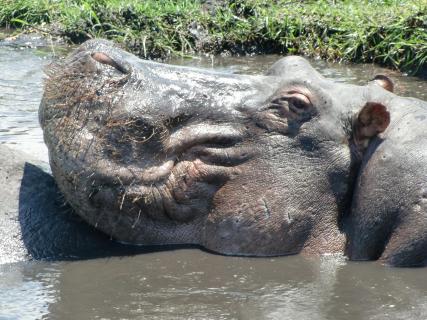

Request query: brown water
[{"left": 0, "top": 45, "right": 426, "bottom": 320}]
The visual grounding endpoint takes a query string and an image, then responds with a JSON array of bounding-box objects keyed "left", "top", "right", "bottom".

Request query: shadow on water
[
  {"left": 1, "top": 44, "right": 427, "bottom": 320},
  {"left": 18, "top": 163, "right": 197, "bottom": 261}
]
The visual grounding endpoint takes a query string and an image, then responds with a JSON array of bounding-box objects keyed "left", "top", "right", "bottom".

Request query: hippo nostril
[{"left": 91, "top": 52, "right": 128, "bottom": 74}]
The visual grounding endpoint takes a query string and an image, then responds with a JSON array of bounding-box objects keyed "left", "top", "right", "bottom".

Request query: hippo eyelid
[
  {"left": 287, "top": 91, "right": 311, "bottom": 105},
  {"left": 271, "top": 90, "right": 313, "bottom": 113}
]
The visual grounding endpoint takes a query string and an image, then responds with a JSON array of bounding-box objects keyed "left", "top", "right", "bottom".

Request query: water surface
[{"left": 0, "top": 44, "right": 426, "bottom": 320}]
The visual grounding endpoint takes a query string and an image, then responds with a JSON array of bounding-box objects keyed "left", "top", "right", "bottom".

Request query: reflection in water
[
  {"left": 0, "top": 262, "right": 59, "bottom": 319},
  {"left": 327, "top": 261, "right": 427, "bottom": 320},
  {"left": 1, "top": 253, "right": 426, "bottom": 320},
  {"left": 0, "top": 45, "right": 426, "bottom": 320}
]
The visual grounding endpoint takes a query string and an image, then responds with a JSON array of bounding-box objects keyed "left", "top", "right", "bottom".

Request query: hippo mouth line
[
  {"left": 118, "top": 147, "right": 250, "bottom": 222},
  {"left": 88, "top": 124, "right": 253, "bottom": 222},
  {"left": 134, "top": 145, "right": 249, "bottom": 185},
  {"left": 133, "top": 123, "right": 251, "bottom": 185}
]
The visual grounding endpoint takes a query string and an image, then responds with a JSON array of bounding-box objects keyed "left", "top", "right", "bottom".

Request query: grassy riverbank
[{"left": 0, "top": 0, "right": 426, "bottom": 74}]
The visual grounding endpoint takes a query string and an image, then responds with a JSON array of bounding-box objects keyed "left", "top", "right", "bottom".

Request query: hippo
[{"left": 39, "top": 39, "right": 427, "bottom": 266}]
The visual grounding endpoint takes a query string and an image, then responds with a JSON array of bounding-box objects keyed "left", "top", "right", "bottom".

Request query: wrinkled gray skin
[
  {"left": 0, "top": 145, "right": 156, "bottom": 263},
  {"left": 346, "top": 98, "right": 427, "bottom": 266},
  {"left": 39, "top": 39, "right": 427, "bottom": 266}
]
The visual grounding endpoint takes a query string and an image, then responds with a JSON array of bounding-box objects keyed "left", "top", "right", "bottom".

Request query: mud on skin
[{"left": 39, "top": 39, "right": 427, "bottom": 266}]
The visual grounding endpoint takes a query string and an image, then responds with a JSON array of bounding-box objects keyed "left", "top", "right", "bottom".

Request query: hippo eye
[
  {"left": 270, "top": 90, "right": 312, "bottom": 116},
  {"left": 257, "top": 89, "right": 314, "bottom": 134},
  {"left": 284, "top": 91, "right": 312, "bottom": 114}
]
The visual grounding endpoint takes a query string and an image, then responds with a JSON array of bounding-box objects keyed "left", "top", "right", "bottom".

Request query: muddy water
[{"left": 1, "top": 45, "right": 426, "bottom": 320}]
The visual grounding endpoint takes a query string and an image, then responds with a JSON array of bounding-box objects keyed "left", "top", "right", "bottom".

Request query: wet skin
[
  {"left": 345, "top": 94, "right": 427, "bottom": 266},
  {"left": 39, "top": 39, "right": 427, "bottom": 266},
  {"left": 0, "top": 145, "right": 154, "bottom": 263}
]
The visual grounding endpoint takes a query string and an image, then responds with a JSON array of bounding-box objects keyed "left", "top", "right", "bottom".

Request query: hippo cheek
[
  {"left": 202, "top": 161, "right": 314, "bottom": 256},
  {"left": 145, "top": 159, "right": 244, "bottom": 223},
  {"left": 88, "top": 160, "right": 236, "bottom": 222}
]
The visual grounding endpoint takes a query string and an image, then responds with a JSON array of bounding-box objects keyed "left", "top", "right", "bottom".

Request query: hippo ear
[
  {"left": 353, "top": 102, "right": 390, "bottom": 149},
  {"left": 370, "top": 75, "right": 394, "bottom": 92}
]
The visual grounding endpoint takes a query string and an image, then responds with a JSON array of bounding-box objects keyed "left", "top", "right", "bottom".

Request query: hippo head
[{"left": 40, "top": 39, "right": 391, "bottom": 256}]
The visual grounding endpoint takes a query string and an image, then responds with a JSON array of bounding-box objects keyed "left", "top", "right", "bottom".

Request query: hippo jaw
[{"left": 41, "top": 40, "right": 390, "bottom": 256}]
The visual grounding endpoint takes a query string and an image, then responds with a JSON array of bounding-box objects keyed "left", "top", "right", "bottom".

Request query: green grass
[{"left": 0, "top": 0, "right": 426, "bottom": 74}]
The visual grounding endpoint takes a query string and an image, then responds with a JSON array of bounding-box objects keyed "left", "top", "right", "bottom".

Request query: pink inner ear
[
  {"left": 358, "top": 102, "right": 390, "bottom": 133},
  {"left": 356, "top": 102, "right": 390, "bottom": 141},
  {"left": 367, "top": 102, "right": 390, "bottom": 133},
  {"left": 372, "top": 75, "right": 394, "bottom": 92}
]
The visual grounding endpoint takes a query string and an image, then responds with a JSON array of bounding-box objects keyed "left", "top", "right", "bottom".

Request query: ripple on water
[
  {"left": 1, "top": 46, "right": 427, "bottom": 320},
  {"left": 0, "top": 262, "right": 60, "bottom": 320},
  {"left": 0, "top": 46, "right": 53, "bottom": 162}
]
